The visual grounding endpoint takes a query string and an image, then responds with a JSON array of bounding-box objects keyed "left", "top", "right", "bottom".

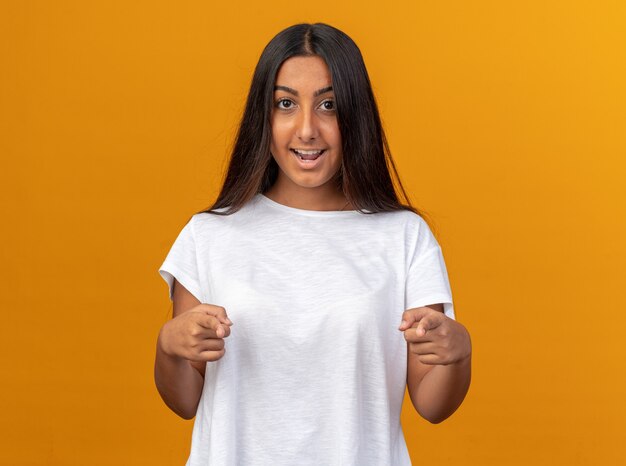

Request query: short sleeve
[
  {"left": 158, "top": 217, "right": 203, "bottom": 303},
  {"left": 405, "top": 217, "right": 456, "bottom": 320}
]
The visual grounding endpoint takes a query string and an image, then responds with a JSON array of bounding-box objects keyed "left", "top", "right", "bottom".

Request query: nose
[{"left": 295, "top": 105, "right": 319, "bottom": 142}]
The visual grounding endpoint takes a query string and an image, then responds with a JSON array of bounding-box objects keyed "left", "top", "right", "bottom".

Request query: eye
[
  {"left": 276, "top": 98, "right": 294, "bottom": 110},
  {"left": 321, "top": 100, "right": 335, "bottom": 111}
]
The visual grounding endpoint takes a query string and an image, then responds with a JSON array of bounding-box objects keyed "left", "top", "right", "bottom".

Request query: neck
[{"left": 263, "top": 185, "right": 352, "bottom": 212}]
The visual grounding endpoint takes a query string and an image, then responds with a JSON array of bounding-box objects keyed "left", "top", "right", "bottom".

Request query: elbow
[
  {"left": 422, "top": 412, "right": 450, "bottom": 424},
  {"left": 154, "top": 384, "right": 199, "bottom": 420},
  {"left": 416, "top": 403, "right": 458, "bottom": 424},
  {"left": 166, "top": 400, "right": 198, "bottom": 420},
  {"left": 409, "top": 394, "right": 450, "bottom": 424},
  {"left": 417, "top": 410, "right": 452, "bottom": 424},
  {"left": 166, "top": 396, "right": 199, "bottom": 420},
  {"left": 177, "top": 408, "right": 196, "bottom": 421}
]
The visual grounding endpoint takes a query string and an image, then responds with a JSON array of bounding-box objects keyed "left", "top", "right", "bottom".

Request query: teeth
[{"left": 293, "top": 149, "right": 324, "bottom": 155}]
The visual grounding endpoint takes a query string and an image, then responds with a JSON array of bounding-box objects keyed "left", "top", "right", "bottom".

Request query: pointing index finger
[
  {"left": 197, "top": 316, "right": 231, "bottom": 338},
  {"left": 197, "top": 314, "right": 222, "bottom": 332},
  {"left": 415, "top": 314, "right": 443, "bottom": 336},
  {"left": 198, "top": 304, "right": 233, "bottom": 326}
]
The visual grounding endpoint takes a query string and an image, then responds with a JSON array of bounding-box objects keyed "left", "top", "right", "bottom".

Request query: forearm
[
  {"left": 154, "top": 329, "right": 204, "bottom": 420},
  {"left": 412, "top": 355, "right": 471, "bottom": 424}
]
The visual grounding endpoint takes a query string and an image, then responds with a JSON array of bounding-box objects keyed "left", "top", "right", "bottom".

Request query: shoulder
[
  {"left": 380, "top": 208, "right": 431, "bottom": 234},
  {"left": 395, "top": 208, "right": 437, "bottom": 238},
  {"left": 189, "top": 201, "right": 257, "bottom": 237}
]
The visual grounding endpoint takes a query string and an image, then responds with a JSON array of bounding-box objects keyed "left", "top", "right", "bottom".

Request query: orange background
[{"left": 1, "top": 1, "right": 625, "bottom": 464}]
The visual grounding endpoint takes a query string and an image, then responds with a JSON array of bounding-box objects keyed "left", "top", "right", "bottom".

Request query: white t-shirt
[{"left": 158, "top": 193, "right": 455, "bottom": 466}]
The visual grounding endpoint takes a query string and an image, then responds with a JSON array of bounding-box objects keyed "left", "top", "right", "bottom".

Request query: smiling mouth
[{"left": 291, "top": 149, "right": 326, "bottom": 160}]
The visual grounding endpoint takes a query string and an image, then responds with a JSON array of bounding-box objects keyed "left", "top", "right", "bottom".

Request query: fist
[
  {"left": 398, "top": 306, "right": 471, "bottom": 365},
  {"left": 159, "top": 304, "right": 233, "bottom": 362}
]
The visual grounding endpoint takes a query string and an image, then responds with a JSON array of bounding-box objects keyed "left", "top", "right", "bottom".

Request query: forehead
[{"left": 274, "top": 55, "right": 332, "bottom": 90}]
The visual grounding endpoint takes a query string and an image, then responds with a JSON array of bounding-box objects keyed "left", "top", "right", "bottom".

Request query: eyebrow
[{"left": 274, "top": 85, "right": 333, "bottom": 97}]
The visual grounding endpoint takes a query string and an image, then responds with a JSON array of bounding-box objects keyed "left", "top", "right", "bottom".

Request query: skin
[
  {"left": 263, "top": 55, "right": 354, "bottom": 211},
  {"left": 154, "top": 282, "right": 228, "bottom": 419},
  {"left": 154, "top": 54, "right": 472, "bottom": 423},
  {"left": 400, "top": 304, "right": 472, "bottom": 423}
]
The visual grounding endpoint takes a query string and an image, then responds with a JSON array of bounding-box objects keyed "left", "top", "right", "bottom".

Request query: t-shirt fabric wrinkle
[{"left": 158, "top": 193, "right": 455, "bottom": 466}]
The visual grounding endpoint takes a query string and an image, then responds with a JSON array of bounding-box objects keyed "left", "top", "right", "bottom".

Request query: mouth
[{"left": 290, "top": 148, "right": 326, "bottom": 160}]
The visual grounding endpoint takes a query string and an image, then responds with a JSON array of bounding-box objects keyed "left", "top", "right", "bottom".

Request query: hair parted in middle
[{"left": 199, "top": 22, "right": 427, "bottom": 221}]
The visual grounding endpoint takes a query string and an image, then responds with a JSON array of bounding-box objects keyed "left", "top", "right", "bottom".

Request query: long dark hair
[{"left": 197, "top": 22, "right": 431, "bottom": 224}]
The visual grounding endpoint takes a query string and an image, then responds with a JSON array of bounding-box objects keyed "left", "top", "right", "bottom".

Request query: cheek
[
  {"left": 332, "top": 153, "right": 343, "bottom": 171},
  {"left": 270, "top": 124, "right": 290, "bottom": 150},
  {"left": 325, "top": 121, "right": 342, "bottom": 146}
]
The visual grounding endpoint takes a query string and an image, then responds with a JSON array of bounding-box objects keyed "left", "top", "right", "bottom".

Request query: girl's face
[{"left": 269, "top": 55, "right": 343, "bottom": 199}]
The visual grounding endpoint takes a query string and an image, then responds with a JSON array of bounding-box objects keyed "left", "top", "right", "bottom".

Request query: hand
[
  {"left": 159, "top": 304, "right": 233, "bottom": 362},
  {"left": 398, "top": 307, "right": 471, "bottom": 365}
]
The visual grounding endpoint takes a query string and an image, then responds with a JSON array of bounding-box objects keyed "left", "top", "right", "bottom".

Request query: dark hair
[{"left": 196, "top": 22, "right": 431, "bottom": 223}]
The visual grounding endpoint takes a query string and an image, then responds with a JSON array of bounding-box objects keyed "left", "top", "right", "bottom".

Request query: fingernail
[{"left": 226, "top": 318, "right": 233, "bottom": 325}]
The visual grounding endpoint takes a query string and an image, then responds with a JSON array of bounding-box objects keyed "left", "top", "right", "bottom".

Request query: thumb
[{"left": 398, "top": 307, "right": 431, "bottom": 331}]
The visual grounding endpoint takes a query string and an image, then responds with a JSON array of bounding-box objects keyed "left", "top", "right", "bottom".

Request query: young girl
[{"left": 155, "top": 22, "right": 471, "bottom": 466}]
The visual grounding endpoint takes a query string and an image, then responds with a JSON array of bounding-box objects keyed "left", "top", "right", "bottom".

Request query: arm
[
  {"left": 154, "top": 279, "right": 205, "bottom": 420},
  {"left": 404, "top": 304, "right": 472, "bottom": 424}
]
